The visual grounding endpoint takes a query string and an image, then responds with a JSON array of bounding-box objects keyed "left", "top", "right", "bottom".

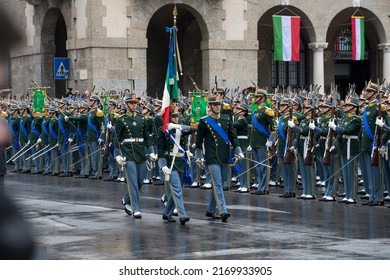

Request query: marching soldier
[
  {"left": 157, "top": 108, "right": 192, "bottom": 225},
  {"left": 360, "top": 82, "right": 387, "bottom": 206},
  {"left": 48, "top": 107, "right": 60, "bottom": 176},
  {"left": 103, "top": 99, "right": 120, "bottom": 181},
  {"left": 112, "top": 92, "right": 157, "bottom": 219},
  {"left": 232, "top": 102, "right": 250, "bottom": 193},
  {"left": 29, "top": 112, "right": 43, "bottom": 174},
  {"left": 56, "top": 98, "right": 73, "bottom": 177},
  {"left": 8, "top": 103, "right": 20, "bottom": 173},
  {"left": 195, "top": 94, "right": 244, "bottom": 222},
  {"left": 40, "top": 108, "right": 51, "bottom": 175},
  {"left": 248, "top": 88, "right": 275, "bottom": 195},
  {"left": 328, "top": 95, "right": 362, "bottom": 204},
  {"left": 18, "top": 104, "right": 32, "bottom": 173}
]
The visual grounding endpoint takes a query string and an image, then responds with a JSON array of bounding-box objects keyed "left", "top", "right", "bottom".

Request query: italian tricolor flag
[
  {"left": 273, "top": 15, "right": 300, "bottom": 62},
  {"left": 352, "top": 16, "right": 365, "bottom": 61}
]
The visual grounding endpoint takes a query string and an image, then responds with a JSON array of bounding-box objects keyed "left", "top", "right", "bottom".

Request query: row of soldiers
[{"left": 1, "top": 80, "right": 390, "bottom": 223}]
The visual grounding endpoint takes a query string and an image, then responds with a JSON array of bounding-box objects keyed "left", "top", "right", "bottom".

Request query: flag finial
[{"left": 173, "top": 5, "right": 177, "bottom": 27}]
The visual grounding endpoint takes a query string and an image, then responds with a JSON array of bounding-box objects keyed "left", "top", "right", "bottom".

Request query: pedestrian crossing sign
[{"left": 53, "top": 57, "right": 70, "bottom": 80}]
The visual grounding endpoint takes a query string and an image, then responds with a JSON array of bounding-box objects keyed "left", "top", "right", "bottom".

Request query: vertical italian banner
[
  {"left": 273, "top": 15, "right": 300, "bottom": 62},
  {"left": 351, "top": 16, "right": 365, "bottom": 60}
]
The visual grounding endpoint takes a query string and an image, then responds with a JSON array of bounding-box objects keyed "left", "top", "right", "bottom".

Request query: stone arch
[
  {"left": 257, "top": 5, "right": 315, "bottom": 88},
  {"left": 142, "top": 2, "right": 208, "bottom": 98},
  {"left": 326, "top": 7, "right": 386, "bottom": 96},
  {"left": 41, "top": 8, "right": 67, "bottom": 98}
]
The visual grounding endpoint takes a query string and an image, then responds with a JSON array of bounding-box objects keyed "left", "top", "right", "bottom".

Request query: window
[{"left": 272, "top": 39, "right": 306, "bottom": 88}]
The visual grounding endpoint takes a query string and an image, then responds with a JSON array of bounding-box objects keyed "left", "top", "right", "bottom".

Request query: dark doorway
[
  {"left": 146, "top": 4, "right": 202, "bottom": 99},
  {"left": 54, "top": 14, "right": 67, "bottom": 98}
]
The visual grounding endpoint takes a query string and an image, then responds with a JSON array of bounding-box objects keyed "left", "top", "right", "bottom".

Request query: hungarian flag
[
  {"left": 161, "top": 26, "right": 181, "bottom": 132},
  {"left": 273, "top": 15, "right": 300, "bottom": 61},
  {"left": 351, "top": 16, "right": 365, "bottom": 61}
]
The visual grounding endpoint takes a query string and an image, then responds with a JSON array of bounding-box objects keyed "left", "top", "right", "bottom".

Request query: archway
[
  {"left": 146, "top": 4, "right": 204, "bottom": 99},
  {"left": 257, "top": 6, "right": 315, "bottom": 89},
  {"left": 326, "top": 8, "right": 385, "bottom": 97},
  {"left": 41, "top": 9, "right": 67, "bottom": 98}
]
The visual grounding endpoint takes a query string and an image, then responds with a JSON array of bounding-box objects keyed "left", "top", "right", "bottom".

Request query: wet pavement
[{"left": 3, "top": 169, "right": 390, "bottom": 260}]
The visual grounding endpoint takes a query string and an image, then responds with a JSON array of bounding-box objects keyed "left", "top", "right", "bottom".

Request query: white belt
[
  {"left": 122, "top": 138, "right": 144, "bottom": 144},
  {"left": 237, "top": 135, "right": 248, "bottom": 140},
  {"left": 170, "top": 152, "right": 184, "bottom": 157},
  {"left": 342, "top": 135, "right": 359, "bottom": 140},
  {"left": 300, "top": 135, "right": 308, "bottom": 140},
  {"left": 320, "top": 136, "right": 327, "bottom": 140}
]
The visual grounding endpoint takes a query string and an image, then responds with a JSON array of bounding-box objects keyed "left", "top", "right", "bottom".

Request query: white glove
[
  {"left": 167, "top": 123, "right": 181, "bottom": 131},
  {"left": 236, "top": 152, "right": 244, "bottom": 160},
  {"left": 149, "top": 153, "right": 158, "bottom": 162},
  {"left": 329, "top": 146, "right": 336, "bottom": 152},
  {"left": 64, "top": 116, "right": 69, "bottom": 122},
  {"left": 376, "top": 117, "right": 385, "bottom": 128},
  {"left": 107, "top": 122, "right": 112, "bottom": 130},
  {"left": 162, "top": 166, "right": 171, "bottom": 175},
  {"left": 247, "top": 145, "right": 252, "bottom": 152},
  {"left": 265, "top": 140, "right": 273, "bottom": 149},
  {"left": 379, "top": 146, "right": 386, "bottom": 156},
  {"left": 98, "top": 138, "right": 104, "bottom": 145},
  {"left": 115, "top": 156, "right": 126, "bottom": 166},
  {"left": 185, "top": 150, "right": 193, "bottom": 158},
  {"left": 196, "top": 158, "right": 205, "bottom": 168},
  {"left": 68, "top": 138, "right": 73, "bottom": 143},
  {"left": 289, "top": 146, "right": 295, "bottom": 152},
  {"left": 288, "top": 119, "right": 295, "bottom": 128},
  {"left": 36, "top": 138, "right": 42, "bottom": 144},
  {"left": 309, "top": 121, "right": 316, "bottom": 130},
  {"left": 328, "top": 119, "right": 336, "bottom": 130}
]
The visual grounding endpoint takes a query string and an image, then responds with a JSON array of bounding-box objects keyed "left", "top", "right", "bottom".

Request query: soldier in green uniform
[
  {"left": 103, "top": 99, "right": 120, "bottom": 181},
  {"left": 248, "top": 88, "right": 275, "bottom": 195},
  {"left": 157, "top": 108, "right": 192, "bottom": 225},
  {"left": 86, "top": 95, "right": 105, "bottom": 179},
  {"left": 195, "top": 94, "right": 244, "bottom": 222},
  {"left": 29, "top": 113, "right": 43, "bottom": 174},
  {"left": 112, "top": 93, "right": 157, "bottom": 219},
  {"left": 360, "top": 82, "right": 387, "bottom": 206},
  {"left": 57, "top": 98, "right": 73, "bottom": 177},
  {"left": 232, "top": 102, "right": 250, "bottom": 193},
  {"left": 8, "top": 104, "right": 20, "bottom": 173},
  {"left": 141, "top": 103, "right": 155, "bottom": 184},
  {"left": 328, "top": 95, "right": 361, "bottom": 203},
  {"left": 48, "top": 107, "right": 60, "bottom": 176},
  {"left": 40, "top": 109, "right": 51, "bottom": 175},
  {"left": 18, "top": 104, "right": 32, "bottom": 173}
]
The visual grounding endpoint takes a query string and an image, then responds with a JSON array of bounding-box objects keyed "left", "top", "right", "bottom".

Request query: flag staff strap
[
  {"left": 352, "top": 8, "right": 363, "bottom": 17},
  {"left": 273, "top": 6, "right": 299, "bottom": 17}
]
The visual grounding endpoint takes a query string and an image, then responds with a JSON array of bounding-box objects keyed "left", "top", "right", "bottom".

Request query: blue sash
[
  {"left": 278, "top": 118, "right": 286, "bottom": 141},
  {"left": 166, "top": 131, "right": 192, "bottom": 185},
  {"left": 363, "top": 108, "right": 374, "bottom": 140},
  {"left": 57, "top": 116, "right": 69, "bottom": 142},
  {"left": 252, "top": 113, "right": 270, "bottom": 137},
  {"left": 49, "top": 122, "right": 58, "bottom": 140},
  {"left": 88, "top": 115, "right": 100, "bottom": 143},
  {"left": 204, "top": 116, "right": 242, "bottom": 174},
  {"left": 9, "top": 118, "right": 19, "bottom": 149},
  {"left": 31, "top": 120, "right": 41, "bottom": 137},
  {"left": 76, "top": 127, "right": 86, "bottom": 154},
  {"left": 20, "top": 118, "right": 28, "bottom": 138},
  {"left": 41, "top": 120, "right": 49, "bottom": 136}
]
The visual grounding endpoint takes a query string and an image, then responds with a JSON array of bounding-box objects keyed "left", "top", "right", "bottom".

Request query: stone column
[
  {"left": 308, "top": 42, "right": 328, "bottom": 95},
  {"left": 379, "top": 43, "right": 390, "bottom": 83}
]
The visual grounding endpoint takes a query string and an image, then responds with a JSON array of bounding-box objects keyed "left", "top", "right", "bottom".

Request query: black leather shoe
[
  {"left": 103, "top": 176, "right": 115, "bottom": 181},
  {"left": 256, "top": 190, "right": 266, "bottom": 195},
  {"left": 50, "top": 173, "right": 59, "bottom": 176},
  {"left": 369, "top": 202, "right": 380, "bottom": 206},
  {"left": 42, "top": 172, "right": 50, "bottom": 175},
  {"left": 180, "top": 217, "right": 190, "bottom": 225},
  {"left": 163, "top": 215, "right": 176, "bottom": 222},
  {"left": 206, "top": 211, "right": 220, "bottom": 219},
  {"left": 58, "top": 173, "right": 70, "bottom": 177},
  {"left": 74, "top": 175, "right": 88, "bottom": 178},
  {"left": 361, "top": 201, "right": 370, "bottom": 206},
  {"left": 360, "top": 195, "right": 369, "bottom": 200},
  {"left": 221, "top": 213, "right": 230, "bottom": 222},
  {"left": 89, "top": 176, "right": 98, "bottom": 180},
  {"left": 284, "top": 193, "right": 293, "bottom": 198}
]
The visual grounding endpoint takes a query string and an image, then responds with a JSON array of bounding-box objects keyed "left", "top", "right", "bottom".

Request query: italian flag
[
  {"left": 273, "top": 15, "right": 300, "bottom": 61},
  {"left": 352, "top": 16, "right": 365, "bottom": 61}
]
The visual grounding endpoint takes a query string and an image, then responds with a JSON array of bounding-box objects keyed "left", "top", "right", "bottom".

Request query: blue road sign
[{"left": 53, "top": 57, "right": 70, "bottom": 80}]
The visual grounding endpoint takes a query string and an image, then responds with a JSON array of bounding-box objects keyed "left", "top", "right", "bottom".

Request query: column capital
[
  {"left": 308, "top": 42, "right": 328, "bottom": 51},
  {"left": 378, "top": 43, "right": 390, "bottom": 52}
]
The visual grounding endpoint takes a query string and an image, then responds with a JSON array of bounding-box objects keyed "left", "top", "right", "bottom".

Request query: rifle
[
  {"left": 323, "top": 88, "right": 337, "bottom": 166},
  {"left": 371, "top": 80, "right": 385, "bottom": 166},
  {"left": 270, "top": 88, "right": 280, "bottom": 156},
  {"left": 304, "top": 85, "right": 320, "bottom": 165},
  {"left": 284, "top": 97, "right": 294, "bottom": 164},
  {"left": 102, "top": 87, "right": 112, "bottom": 157}
]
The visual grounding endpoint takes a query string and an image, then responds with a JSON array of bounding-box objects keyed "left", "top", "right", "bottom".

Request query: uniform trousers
[
  {"left": 207, "top": 164, "right": 228, "bottom": 215},
  {"left": 361, "top": 151, "right": 381, "bottom": 203},
  {"left": 340, "top": 155, "right": 358, "bottom": 200},
  {"left": 164, "top": 170, "right": 187, "bottom": 219},
  {"left": 60, "top": 143, "right": 69, "bottom": 173},
  {"left": 383, "top": 157, "right": 390, "bottom": 195},
  {"left": 323, "top": 153, "right": 339, "bottom": 198},
  {"left": 279, "top": 156, "right": 296, "bottom": 194},
  {"left": 123, "top": 161, "right": 144, "bottom": 212},
  {"left": 297, "top": 155, "right": 315, "bottom": 196},
  {"left": 252, "top": 147, "right": 268, "bottom": 192},
  {"left": 88, "top": 141, "right": 99, "bottom": 176}
]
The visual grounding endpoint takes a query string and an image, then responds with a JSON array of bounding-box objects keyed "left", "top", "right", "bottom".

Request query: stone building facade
[{"left": 1, "top": 0, "right": 390, "bottom": 98}]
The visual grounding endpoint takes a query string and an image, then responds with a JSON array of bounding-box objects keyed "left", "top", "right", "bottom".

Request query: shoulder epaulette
[
  {"left": 265, "top": 108, "right": 275, "bottom": 117},
  {"left": 96, "top": 109, "right": 104, "bottom": 117}
]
